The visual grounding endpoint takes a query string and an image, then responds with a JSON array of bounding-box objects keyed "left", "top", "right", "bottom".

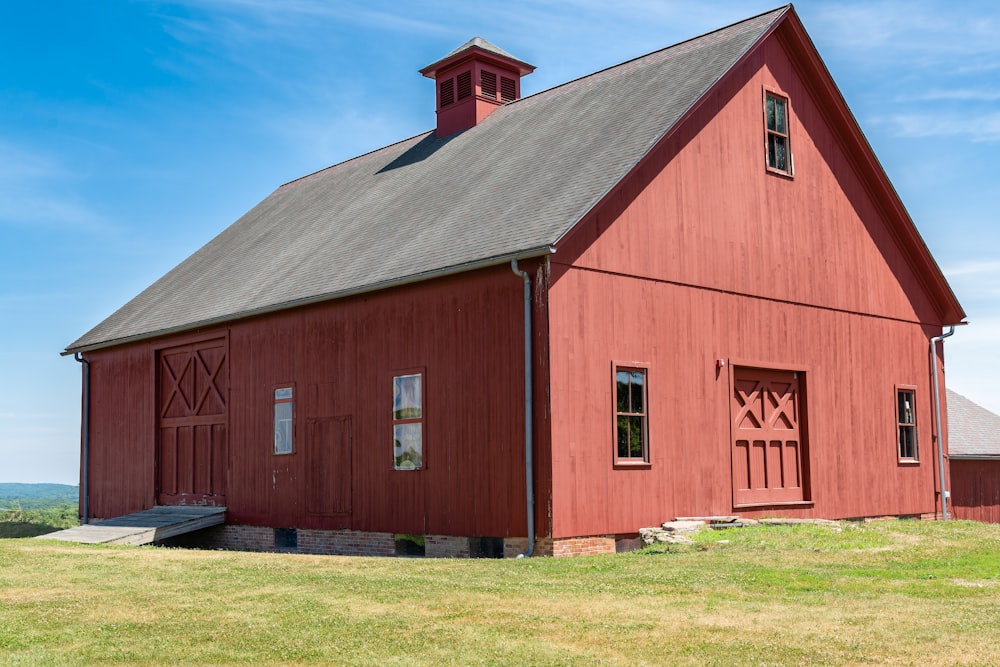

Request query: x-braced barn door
[
  {"left": 157, "top": 338, "right": 228, "bottom": 506},
  {"left": 731, "top": 367, "right": 807, "bottom": 506}
]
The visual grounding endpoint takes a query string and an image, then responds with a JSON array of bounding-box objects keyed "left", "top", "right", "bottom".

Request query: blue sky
[{"left": 1, "top": 1, "right": 998, "bottom": 484}]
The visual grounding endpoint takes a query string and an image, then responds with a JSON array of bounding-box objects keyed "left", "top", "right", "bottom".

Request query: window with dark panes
[
  {"left": 897, "top": 388, "right": 918, "bottom": 460},
  {"left": 615, "top": 367, "right": 648, "bottom": 463},
  {"left": 765, "top": 91, "right": 792, "bottom": 174}
]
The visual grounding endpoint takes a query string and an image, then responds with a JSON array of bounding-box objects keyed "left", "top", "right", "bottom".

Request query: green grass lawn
[{"left": 2, "top": 520, "right": 999, "bottom": 665}]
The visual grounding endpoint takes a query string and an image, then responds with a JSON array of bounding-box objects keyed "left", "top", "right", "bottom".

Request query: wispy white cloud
[
  {"left": 0, "top": 141, "right": 110, "bottom": 231},
  {"left": 884, "top": 112, "right": 1000, "bottom": 142},
  {"left": 946, "top": 314, "right": 1000, "bottom": 413},
  {"left": 944, "top": 260, "right": 1000, "bottom": 312},
  {"left": 897, "top": 89, "right": 1000, "bottom": 103},
  {"left": 944, "top": 260, "right": 1000, "bottom": 277},
  {"left": 155, "top": 0, "right": 448, "bottom": 45},
  {"left": 812, "top": 1, "right": 1000, "bottom": 59}
]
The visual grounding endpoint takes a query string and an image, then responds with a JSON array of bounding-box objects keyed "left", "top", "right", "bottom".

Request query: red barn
[
  {"left": 948, "top": 390, "right": 1000, "bottom": 524},
  {"left": 64, "top": 6, "right": 966, "bottom": 557}
]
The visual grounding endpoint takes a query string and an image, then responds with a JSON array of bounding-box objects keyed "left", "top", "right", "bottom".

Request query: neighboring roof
[
  {"left": 947, "top": 389, "right": 1000, "bottom": 459},
  {"left": 66, "top": 6, "right": 790, "bottom": 353}
]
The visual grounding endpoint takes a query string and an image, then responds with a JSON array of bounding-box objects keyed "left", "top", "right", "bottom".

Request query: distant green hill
[
  {"left": 0, "top": 484, "right": 79, "bottom": 537},
  {"left": 0, "top": 483, "right": 79, "bottom": 510}
]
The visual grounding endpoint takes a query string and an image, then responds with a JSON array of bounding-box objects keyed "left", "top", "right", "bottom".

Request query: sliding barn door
[
  {"left": 731, "top": 367, "right": 806, "bottom": 506},
  {"left": 157, "top": 338, "right": 228, "bottom": 506}
]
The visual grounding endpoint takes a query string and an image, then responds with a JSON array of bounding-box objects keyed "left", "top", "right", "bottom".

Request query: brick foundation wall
[
  {"left": 162, "top": 525, "right": 620, "bottom": 558},
  {"left": 160, "top": 525, "right": 394, "bottom": 557},
  {"left": 502, "top": 536, "right": 617, "bottom": 557},
  {"left": 551, "top": 535, "right": 617, "bottom": 557},
  {"left": 298, "top": 529, "right": 396, "bottom": 557},
  {"left": 425, "top": 535, "right": 470, "bottom": 558}
]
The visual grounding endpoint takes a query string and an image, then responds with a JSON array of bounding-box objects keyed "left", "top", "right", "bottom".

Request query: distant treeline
[
  {"left": 0, "top": 483, "right": 79, "bottom": 510},
  {"left": 0, "top": 484, "right": 80, "bottom": 537}
]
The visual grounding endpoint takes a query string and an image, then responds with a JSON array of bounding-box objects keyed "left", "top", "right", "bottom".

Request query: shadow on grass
[{"left": 0, "top": 522, "right": 65, "bottom": 538}]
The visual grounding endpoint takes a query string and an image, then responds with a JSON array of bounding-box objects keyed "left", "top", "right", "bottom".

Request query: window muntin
[
  {"left": 765, "top": 91, "right": 792, "bottom": 174},
  {"left": 897, "top": 388, "right": 918, "bottom": 460},
  {"left": 615, "top": 366, "right": 648, "bottom": 463},
  {"left": 274, "top": 386, "right": 293, "bottom": 455},
  {"left": 393, "top": 373, "right": 423, "bottom": 470}
]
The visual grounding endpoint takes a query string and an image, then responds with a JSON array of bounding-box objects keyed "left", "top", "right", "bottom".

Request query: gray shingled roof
[
  {"left": 66, "top": 6, "right": 789, "bottom": 353},
  {"left": 947, "top": 389, "right": 1000, "bottom": 458}
]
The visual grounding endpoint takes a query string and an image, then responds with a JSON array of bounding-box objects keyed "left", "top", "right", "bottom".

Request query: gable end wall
[{"left": 546, "top": 32, "right": 947, "bottom": 537}]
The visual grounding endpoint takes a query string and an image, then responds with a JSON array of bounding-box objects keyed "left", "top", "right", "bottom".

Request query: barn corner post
[
  {"left": 931, "top": 326, "right": 956, "bottom": 520},
  {"left": 73, "top": 352, "right": 90, "bottom": 525},
  {"left": 511, "top": 258, "right": 535, "bottom": 557}
]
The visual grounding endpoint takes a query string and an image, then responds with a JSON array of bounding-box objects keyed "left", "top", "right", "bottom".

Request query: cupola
[{"left": 420, "top": 37, "right": 535, "bottom": 138}]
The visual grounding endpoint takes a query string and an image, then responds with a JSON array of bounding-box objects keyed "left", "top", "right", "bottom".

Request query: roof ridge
[{"left": 505, "top": 5, "right": 790, "bottom": 109}]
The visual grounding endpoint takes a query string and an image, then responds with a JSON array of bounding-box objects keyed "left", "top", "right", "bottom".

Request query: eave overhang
[{"left": 62, "top": 245, "right": 555, "bottom": 356}]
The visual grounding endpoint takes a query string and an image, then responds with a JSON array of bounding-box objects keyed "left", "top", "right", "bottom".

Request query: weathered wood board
[{"left": 37, "top": 506, "right": 225, "bottom": 545}]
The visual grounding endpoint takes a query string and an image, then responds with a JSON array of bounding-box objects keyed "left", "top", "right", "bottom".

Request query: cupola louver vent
[
  {"left": 440, "top": 78, "right": 455, "bottom": 107},
  {"left": 500, "top": 76, "right": 516, "bottom": 102},
  {"left": 481, "top": 70, "right": 497, "bottom": 99},
  {"left": 456, "top": 71, "right": 472, "bottom": 100}
]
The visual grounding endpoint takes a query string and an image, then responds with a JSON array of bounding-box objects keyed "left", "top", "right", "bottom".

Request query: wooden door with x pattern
[
  {"left": 730, "top": 366, "right": 807, "bottom": 506},
  {"left": 157, "top": 338, "right": 228, "bottom": 506}
]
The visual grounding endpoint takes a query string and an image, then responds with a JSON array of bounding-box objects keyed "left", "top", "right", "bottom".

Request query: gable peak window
[{"left": 764, "top": 90, "right": 792, "bottom": 175}]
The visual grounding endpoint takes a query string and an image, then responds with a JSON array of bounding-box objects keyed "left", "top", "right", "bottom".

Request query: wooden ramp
[{"left": 37, "top": 506, "right": 226, "bottom": 546}]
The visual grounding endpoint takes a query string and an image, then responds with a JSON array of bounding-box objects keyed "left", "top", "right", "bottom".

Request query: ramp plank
[{"left": 37, "top": 506, "right": 225, "bottom": 545}]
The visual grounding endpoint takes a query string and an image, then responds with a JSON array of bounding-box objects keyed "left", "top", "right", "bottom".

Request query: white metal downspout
[
  {"left": 511, "top": 259, "right": 535, "bottom": 557},
  {"left": 931, "top": 326, "right": 955, "bottom": 520},
  {"left": 73, "top": 353, "right": 91, "bottom": 525}
]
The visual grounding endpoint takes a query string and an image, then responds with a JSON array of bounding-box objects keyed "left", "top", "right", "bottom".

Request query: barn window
[
  {"left": 393, "top": 372, "right": 423, "bottom": 470},
  {"left": 614, "top": 365, "right": 648, "bottom": 464},
  {"left": 274, "top": 386, "right": 294, "bottom": 455},
  {"left": 897, "top": 387, "right": 918, "bottom": 461},
  {"left": 764, "top": 91, "right": 792, "bottom": 175}
]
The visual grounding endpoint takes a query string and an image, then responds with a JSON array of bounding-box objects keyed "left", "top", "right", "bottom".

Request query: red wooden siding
[
  {"left": 556, "top": 34, "right": 942, "bottom": 328},
  {"left": 80, "top": 264, "right": 547, "bottom": 539},
  {"left": 951, "top": 460, "right": 1000, "bottom": 523},
  {"left": 85, "top": 343, "right": 155, "bottom": 518},
  {"left": 545, "top": 28, "right": 948, "bottom": 537}
]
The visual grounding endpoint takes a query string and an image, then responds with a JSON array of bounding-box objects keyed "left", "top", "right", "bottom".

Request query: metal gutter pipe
[
  {"left": 73, "top": 353, "right": 91, "bottom": 525},
  {"left": 930, "top": 326, "right": 955, "bottom": 520},
  {"left": 511, "top": 259, "right": 535, "bottom": 557}
]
